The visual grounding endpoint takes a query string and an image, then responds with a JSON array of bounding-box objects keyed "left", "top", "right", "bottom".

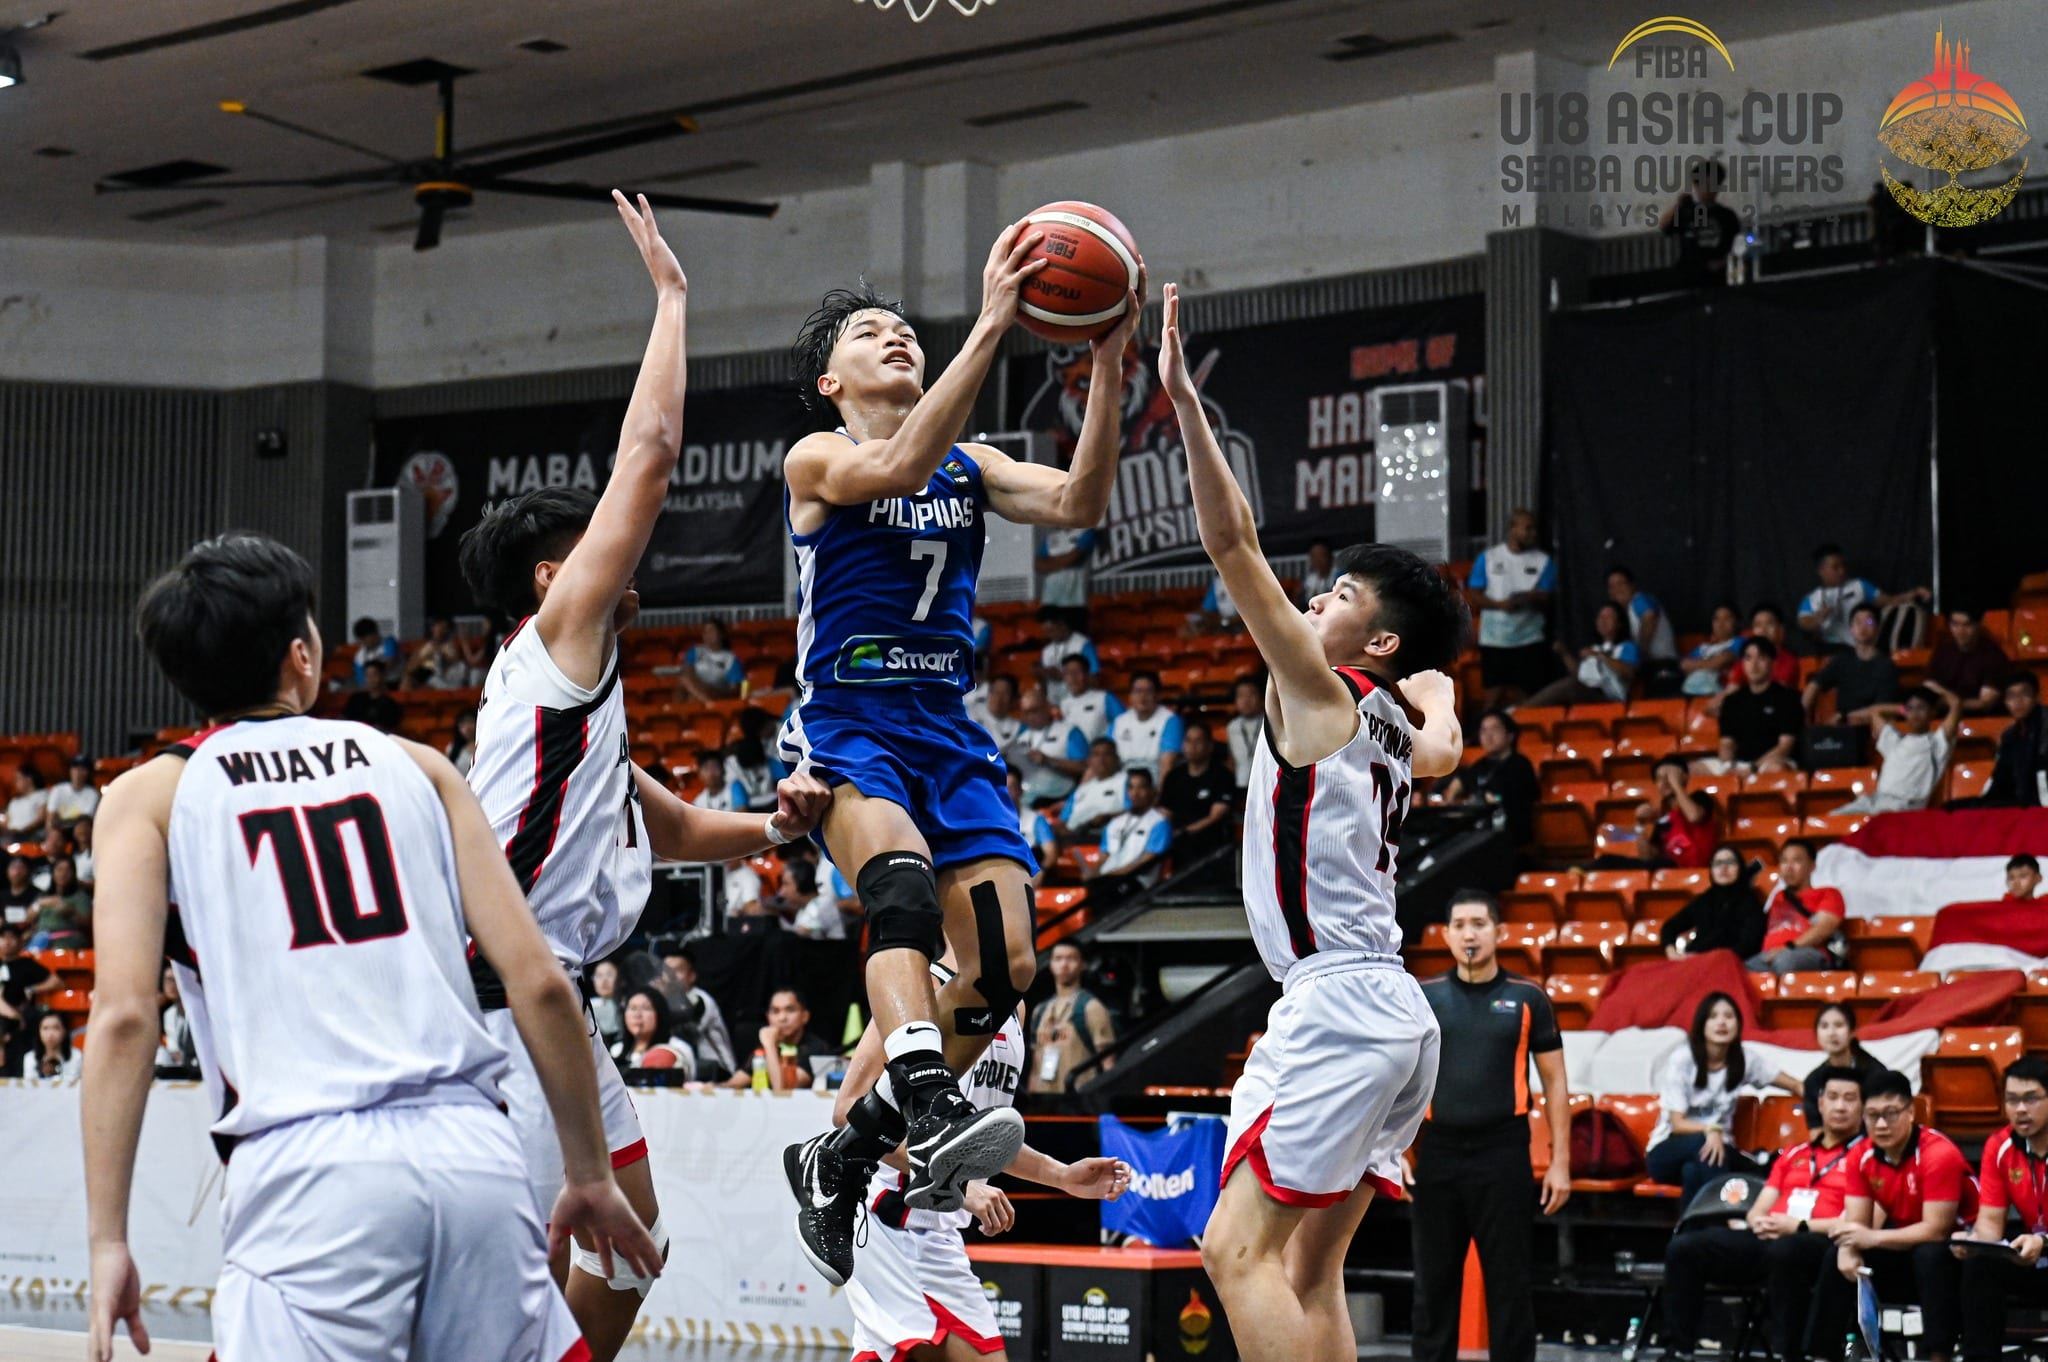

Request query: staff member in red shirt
[
  {"left": 1656, "top": 1068, "right": 1869, "bottom": 1362},
  {"left": 1957, "top": 1057, "right": 2048, "bottom": 1362},
  {"left": 1815, "top": 1068, "right": 1973, "bottom": 1360}
]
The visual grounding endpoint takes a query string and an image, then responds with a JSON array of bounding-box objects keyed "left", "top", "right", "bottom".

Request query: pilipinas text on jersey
[
  {"left": 790, "top": 437, "right": 986, "bottom": 693},
  {"left": 160, "top": 715, "right": 508, "bottom": 1158},
  {"left": 467, "top": 619, "right": 651, "bottom": 968},
  {"left": 1240, "top": 667, "right": 1414, "bottom": 979}
]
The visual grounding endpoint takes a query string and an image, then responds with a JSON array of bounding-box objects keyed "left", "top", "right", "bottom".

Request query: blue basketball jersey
[{"left": 790, "top": 435, "right": 986, "bottom": 694}]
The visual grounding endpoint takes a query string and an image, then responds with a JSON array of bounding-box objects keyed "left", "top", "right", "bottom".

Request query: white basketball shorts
[
  {"left": 845, "top": 1219, "right": 1004, "bottom": 1362},
  {"left": 486, "top": 1005, "right": 647, "bottom": 1217}
]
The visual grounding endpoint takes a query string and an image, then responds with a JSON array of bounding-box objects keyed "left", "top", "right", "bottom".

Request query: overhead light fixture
[{"left": 0, "top": 45, "right": 21, "bottom": 89}]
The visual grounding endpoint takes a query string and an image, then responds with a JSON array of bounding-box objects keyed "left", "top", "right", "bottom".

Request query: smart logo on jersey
[{"left": 834, "top": 634, "right": 966, "bottom": 684}]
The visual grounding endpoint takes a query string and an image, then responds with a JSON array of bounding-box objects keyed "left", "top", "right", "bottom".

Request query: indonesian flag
[{"left": 1813, "top": 808, "right": 2048, "bottom": 917}]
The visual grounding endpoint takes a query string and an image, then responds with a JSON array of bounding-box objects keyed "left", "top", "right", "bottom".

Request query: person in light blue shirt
[
  {"left": 350, "top": 616, "right": 400, "bottom": 686},
  {"left": 1007, "top": 769, "right": 1057, "bottom": 874},
  {"left": 690, "top": 749, "right": 748, "bottom": 813},
  {"left": 1681, "top": 603, "right": 1745, "bottom": 697},
  {"left": 1605, "top": 565, "right": 1677, "bottom": 660},
  {"left": 1465, "top": 510, "right": 1558, "bottom": 706},
  {"left": 1797, "top": 543, "right": 1928, "bottom": 652},
  {"left": 1111, "top": 672, "right": 1185, "bottom": 780},
  {"left": 1089, "top": 769, "right": 1174, "bottom": 897},
  {"left": 1519, "top": 602, "right": 1640, "bottom": 707},
  {"left": 679, "top": 618, "right": 747, "bottom": 702}
]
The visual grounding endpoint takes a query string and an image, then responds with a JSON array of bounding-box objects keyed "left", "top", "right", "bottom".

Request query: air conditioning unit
[
  {"left": 1368, "top": 382, "right": 1469, "bottom": 564},
  {"left": 346, "top": 486, "right": 424, "bottom": 641}
]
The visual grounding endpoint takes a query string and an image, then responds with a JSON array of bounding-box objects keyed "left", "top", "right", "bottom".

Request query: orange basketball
[
  {"left": 1017, "top": 201, "right": 1142, "bottom": 344},
  {"left": 637, "top": 1046, "right": 677, "bottom": 1069}
]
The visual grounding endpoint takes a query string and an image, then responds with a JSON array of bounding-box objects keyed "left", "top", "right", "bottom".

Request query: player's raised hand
[
  {"left": 1064, "top": 1156, "right": 1134, "bottom": 1202},
  {"left": 963, "top": 1181, "right": 1015, "bottom": 1236},
  {"left": 771, "top": 771, "right": 833, "bottom": 842},
  {"left": 1092, "top": 260, "right": 1149, "bottom": 364},
  {"left": 1157, "top": 283, "right": 1198, "bottom": 405},
  {"left": 1395, "top": 668, "right": 1457, "bottom": 718},
  {"left": 548, "top": 1178, "right": 665, "bottom": 1284},
  {"left": 612, "top": 190, "right": 687, "bottom": 296},
  {"left": 89, "top": 1242, "right": 149, "bottom": 1360},
  {"left": 979, "top": 219, "right": 1049, "bottom": 329}
]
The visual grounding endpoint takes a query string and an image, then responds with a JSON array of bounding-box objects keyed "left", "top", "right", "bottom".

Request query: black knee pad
[
  {"left": 859, "top": 851, "right": 943, "bottom": 961},
  {"left": 955, "top": 880, "right": 1027, "bottom": 1035}
]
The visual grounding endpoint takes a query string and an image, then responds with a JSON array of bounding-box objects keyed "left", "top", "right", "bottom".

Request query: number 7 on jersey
[{"left": 909, "top": 539, "right": 948, "bottom": 623}]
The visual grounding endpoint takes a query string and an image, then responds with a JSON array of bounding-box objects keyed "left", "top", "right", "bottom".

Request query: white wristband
[{"left": 764, "top": 816, "right": 792, "bottom": 846}]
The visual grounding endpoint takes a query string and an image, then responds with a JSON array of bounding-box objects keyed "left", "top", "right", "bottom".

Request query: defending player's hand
[
  {"left": 1063, "top": 1156, "right": 1134, "bottom": 1202},
  {"left": 1157, "top": 283, "right": 1197, "bottom": 405},
  {"left": 771, "top": 771, "right": 833, "bottom": 841},
  {"left": 548, "top": 1178, "right": 665, "bottom": 1283},
  {"left": 1090, "top": 261, "right": 1149, "bottom": 365},
  {"left": 963, "top": 1181, "right": 1015, "bottom": 1236},
  {"left": 612, "top": 190, "right": 687, "bottom": 296},
  {"left": 89, "top": 1242, "right": 149, "bottom": 1360},
  {"left": 978, "top": 219, "right": 1049, "bottom": 329}
]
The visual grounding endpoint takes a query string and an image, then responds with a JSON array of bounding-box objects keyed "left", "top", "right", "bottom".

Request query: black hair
[
  {"left": 0, "top": 922, "right": 19, "bottom": 939},
  {"left": 1063, "top": 652, "right": 1093, "bottom": 672},
  {"left": 1447, "top": 888, "right": 1502, "bottom": 923},
  {"left": 1813, "top": 542, "right": 1845, "bottom": 564},
  {"left": 1850, "top": 602, "right": 1881, "bottom": 624},
  {"left": 1862, "top": 1068, "right": 1913, "bottom": 1106},
  {"left": 1904, "top": 685, "right": 1937, "bottom": 708},
  {"left": 362, "top": 658, "right": 387, "bottom": 677},
  {"left": 13, "top": 768, "right": 43, "bottom": 789},
  {"left": 2010, "top": 853, "right": 2041, "bottom": 874},
  {"left": 2007, "top": 1056, "right": 2048, "bottom": 1094},
  {"left": 701, "top": 617, "right": 730, "bottom": 646},
  {"left": 791, "top": 282, "right": 910, "bottom": 418},
  {"left": 351, "top": 616, "right": 379, "bottom": 639},
  {"left": 1949, "top": 607, "right": 1983, "bottom": 623},
  {"left": 1813, "top": 1000, "right": 1859, "bottom": 1037},
  {"left": 1129, "top": 669, "right": 1161, "bottom": 690},
  {"left": 1687, "top": 991, "right": 1745, "bottom": 1091},
  {"left": 68, "top": 755, "right": 90, "bottom": 769},
  {"left": 988, "top": 672, "right": 1018, "bottom": 696},
  {"left": 1813, "top": 1003, "right": 1879, "bottom": 1076},
  {"left": 1309, "top": 538, "right": 1333, "bottom": 552},
  {"left": 1606, "top": 564, "right": 1637, "bottom": 585},
  {"left": 457, "top": 486, "right": 598, "bottom": 620},
  {"left": 1050, "top": 938, "right": 1088, "bottom": 958},
  {"left": 136, "top": 533, "right": 318, "bottom": 719},
  {"left": 770, "top": 986, "right": 810, "bottom": 1012},
  {"left": 1126, "top": 767, "right": 1156, "bottom": 788},
  {"left": 1090, "top": 736, "right": 1118, "bottom": 753},
  {"left": 1752, "top": 602, "right": 1786, "bottom": 626},
  {"left": 1743, "top": 635, "right": 1780, "bottom": 661},
  {"left": 1481, "top": 707, "right": 1520, "bottom": 741},
  {"left": 1653, "top": 754, "right": 1689, "bottom": 779},
  {"left": 1813, "top": 1064, "right": 1868, "bottom": 1099},
  {"left": 1234, "top": 673, "right": 1263, "bottom": 693},
  {"left": 36, "top": 1011, "right": 73, "bottom": 1062},
  {"left": 1781, "top": 836, "right": 1819, "bottom": 860},
  {"left": 1333, "top": 543, "right": 1469, "bottom": 677},
  {"left": 623, "top": 988, "right": 675, "bottom": 1047},
  {"left": 2006, "top": 671, "right": 2042, "bottom": 696},
  {"left": 1037, "top": 604, "right": 1066, "bottom": 622}
]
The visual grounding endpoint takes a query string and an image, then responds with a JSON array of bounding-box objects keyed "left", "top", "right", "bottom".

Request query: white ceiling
[{"left": 0, "top": 0, "right": 1942, "bottom": 245}]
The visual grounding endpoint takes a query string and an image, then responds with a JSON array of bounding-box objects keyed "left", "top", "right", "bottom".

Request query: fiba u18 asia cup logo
[{"left": 1877, "top": 28, "right": 2028, "bottom": 227}]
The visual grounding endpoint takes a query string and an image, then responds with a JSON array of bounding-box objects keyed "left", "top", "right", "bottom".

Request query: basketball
[
  {"left": 1016, "top": 201, "right": 1143, "bottom": 344},
  {"left": 637, "top": 1046, "right": 677, "bottom": 1070}
]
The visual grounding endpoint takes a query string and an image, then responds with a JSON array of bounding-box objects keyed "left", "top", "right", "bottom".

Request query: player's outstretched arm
[
  {"left": 81, "top": 759, "right": 182, "bottom": 1362},
  {"left": 974, "top": 264, "right": 1146, "bottom": 529},
  {"left": 631, "top": 766, "right": 830, "bottom": 864},
  {"left": 403, "top": 740, "right": 661, "bottom": 1281},
  {"left": 537, "top": 192, "right": 688, "bottom": 689},
  {"left": 1159, "top": 283, "right": 1353, "bottom": 757},
  {"left": 786, "top": 221, "right": 1046, "bottom": 507},
  {"left": 1006, "top": 1146, "right": 1133, "bottom": 1201}
]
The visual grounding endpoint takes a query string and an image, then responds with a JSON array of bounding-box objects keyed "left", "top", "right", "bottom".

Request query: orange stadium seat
[
  {"left": 1596, "top": 1093, "right": 1661, "bottom": 1163},
  {"left": 1761, "top": 971, "right": 1858, "bottom": 1032},
  {"left": 1404, "top": 924, "right": 1455, "bottom": 979},
  {"left": 1846, "top": 916, "right": 1934, "bottom": 973},
  {"left": 47, "top": 988, "right": 91, "bottom": 1016},
  {"left": 1948, "top": 761, "right": 1994, "bottom": 802},
  {"left": 1923, "top": 1027, "right": 2025, "bottom": 1136},
  {"left": 2013, "top": 974, "right": 2048, "bottom": 1055},
  {"left": 1513, "top": 706, "right": 1567, "bottom": 741},
  {"left": 1565, "top": 869, "right": 1648, "bottom": 922},
  {"left": 1613, "top": 919, "right": 1673, "bottom": 972},
  {"left": 1545, "top": 921, "right": 1625, "bottom": 975},
  {"left": 1496, "top": 922, "right": 1556, "bottom": 977},
  {"left": 1854, "top": 971, "right": 1940, "bottom": 1024},
  {"left": 1535, "top": 783, "right": 1606, "bottom": 859},
  {"left": 1802, "top": 767, "right": 1878, "bottom": 818},
  {"left": 1502, "top": 871, "right": 1576, "bottom": 924},
  {"left": 1544, "top": 974, "right": 1607, "bottom": 1031},
  {"left": 1728, "top": 771, "right": 1808, "bottom": 821},
  {"left": 1750, "top": 1095, "right": 1810, "bottom": 1150},
  {"left": 1622, "top": 698, "right": 1688, "bottom": 738}
]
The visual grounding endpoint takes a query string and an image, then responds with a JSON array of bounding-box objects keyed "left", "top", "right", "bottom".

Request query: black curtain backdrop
[{"left": 1547, "top": 264, "right": 1937, "bottom": 648}]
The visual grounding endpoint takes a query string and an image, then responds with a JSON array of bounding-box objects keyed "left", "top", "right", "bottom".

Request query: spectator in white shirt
[
  {"left": 724, "top": 856, "right": 765, "bottom": 920},
  {"left": 404, "top": 616, "right": 470, "bottom": 690},
  {"left": 1088, "top": 769, "right": 1174, "bottom": 898},
  {"left": 1834, "top": 681, "right": 1962, "bottom": 815},
  {"left": 24, "top": 1011, "right": 79, "bottom": 1081},
  {"left": 659, "top": 945, "right": 736, "bottom": 1079},
  {"left": 156, "top": 964, "right": 194, "bottom": 1069},
  {"left": 1226, "top": 675, "right": 1264, "bottom": 793},
  {"left": 445, "top": 710, "right": 479, "bottom": 777},
  {"left": 1060, "top": 739, "right": 1129, "bottom": 844},
  {"left": 45, "top": 758, "right": 98, "bottom": 828},
  {"left": 1464, "top": 508, "right": 1558, "bottom": 707},
  {"left": 587, "top": 958, "right": 625, "bottom": 1051},
  {"left": 1037, "top": 608, "right": 1099, "bottom": 683},
  {"left": 789, "top": 860, "right": 850, "bottom": 940},
  {"left": 31, "top": 825, "right": 68, "bottom": 891},
  {"left": 1797, "top": 544, "right": 1927, "bottom": 652},
  {"left": 1037, "top": 527, "right": 1097, "bottom": 619},
  {"left": 1296, "top": 540, "right": 1336, "bottom": 609},
  {"left": 691, "top": 749, "right": 743, "bottom": 812},
  {"left": 1058, "top": 655, "right": 1125, "bottom": 742},
  {"left": 976, "top": 673, "right": 1024, "bottom": 756},
  {"left": 1112, "top": 671, "right": 1186, "bottom": 780},
  {"left": 1606, "top": 564, "right": 1678, "bottom": 660},
  {"left": 1008, "top": 769, "right": 1057, "bottom": 877},
  {"left": 2, "top": 769, "right": 48, "bottom": 838},
  {"left": 70, "top": 816, "right": 94, "bottom": 888},
  {"left": 1015, "top": 689, "right": 1088, "bottom": 805},
  {"left": 677, "top": 618, "right": 747, "bottom": 702}
]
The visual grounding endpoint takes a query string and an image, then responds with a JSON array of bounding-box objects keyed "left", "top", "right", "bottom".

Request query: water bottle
[
  {"left": 750, "top": 1049, "right": 769, "bottom": 1092},
  {"left": 1843, "top": 1329, "right": 1862, "bottom": 1362},
  {"left": 1620, "top": 1316, "right": 1644, "bottom": 1362}
]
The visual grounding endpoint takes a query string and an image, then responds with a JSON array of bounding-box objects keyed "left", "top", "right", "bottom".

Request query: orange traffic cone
[{"left": 1458, "top": 1241, "right": 1489, "bottom": 1356}]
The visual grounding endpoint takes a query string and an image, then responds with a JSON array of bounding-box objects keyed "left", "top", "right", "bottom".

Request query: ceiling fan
[{"left": 94, "top": 66, "right": 778, "bottom": 249}]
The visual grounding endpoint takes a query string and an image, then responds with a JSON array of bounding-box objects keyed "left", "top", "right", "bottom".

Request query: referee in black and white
[{"left": 1410, "top": 889, "right": 1572, "bottom": 1362}]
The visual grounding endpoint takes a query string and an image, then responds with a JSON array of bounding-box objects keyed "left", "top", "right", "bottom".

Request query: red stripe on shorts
[
  {"left": 609, "top": 1138, "right": 648, "bottom": 1169},
  {"left": 1221, "top": 1104, "right": 1351, "bottom": 1209}
]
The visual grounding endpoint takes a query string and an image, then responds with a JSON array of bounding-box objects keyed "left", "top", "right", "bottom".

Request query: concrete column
[
  {"left": 917, "top": 161, "right": 999, "bottom": 319},
  {"left": 868, "top": 161, "right": 927, "bottom": 312}
]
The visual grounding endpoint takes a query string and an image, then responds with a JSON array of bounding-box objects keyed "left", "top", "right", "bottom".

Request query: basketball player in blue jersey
[{"left": 778, "top": 220, "right": 1144, "bottom": 1285}]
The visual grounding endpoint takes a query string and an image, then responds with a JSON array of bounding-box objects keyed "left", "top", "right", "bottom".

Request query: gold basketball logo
[
  {"left": 1179, "top": 1288, "right": 1215, "bottom": 1355},
  {"left": 1878, "top": 28, "right": 2028, "bottom": 226}
]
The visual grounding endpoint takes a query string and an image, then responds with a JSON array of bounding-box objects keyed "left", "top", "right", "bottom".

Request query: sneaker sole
[
  {"left": 789, "top": 1210, "right": 851, "bottom": 1288},
  {"left": 904, "top": 1107, "right": 1026, "bottom": 1213}
]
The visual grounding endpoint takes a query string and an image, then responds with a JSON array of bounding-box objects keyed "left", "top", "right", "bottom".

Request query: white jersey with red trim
[
  {"left": 161, "top": 716, "right": 507, "bottom": 1156},
  {"left": 1241, "top": 666, "right": 1412, "bottom": 980},
  {"left": 468, "top": 618, "right": 650, "bottom": 967}
]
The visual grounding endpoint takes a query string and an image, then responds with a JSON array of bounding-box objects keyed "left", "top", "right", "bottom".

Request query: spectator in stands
[
  {"left": 726, "top": 708, "right": 788, "bottom": 813},
  {"left": 456, "top": 624, "right": 496, "bottom": 686},
  {"left": 690, "top": 749, "right": 741, "bottom": 812},
  {"left": 23, "top": 1011, "right": 77, "bottom": 1080},
  {"left": 785, "top": 859, "right": 850, "bottom": 941},
  {"left": 2, "top": 855, "right": 37, "bottom": 927},
  {"left": 658, "top": 945, "right": 735, "bottom": 1079},
  {"left": 1226, "top": 675, "right": 1263, "bottom": 795},
  {"left": 1656, "top": 1066, "right": 1871, "bottom": 1362},
  {"left": 1112, "top": 671, "right": 1185, "bottom": 780},
  {"left": 1057, "top": 654, "right": 1124, "bottom": 743},
  {"left": 1008, "top": 769, "right": 1057, "bottom": 871},
  {"left": 0, "top": 922, "right": 57, "bottom": 1072},
  {"left": 1037, "top": 525, "right": 1097, "bottom": 623},
  {"left": 1465, "top": 508, "right": 1557, "bottom": 707},
  {"left": 1803, "top": 605, "right": 1901, "bottom": 724},
  {"left": 611, "top": 988, "right": 695, "bottom": 1076},
  {"left": 46, "top": 757, "right": 98, "bottom": 829},
  {"left": 444, "top": 709, "right": 479, "bottom": 777},
  {"left": 157, "top": 964, "right": 193, "bottom": 1070},
  {"left": 1439, "top": 709, "right": 1539, "bottom": 850},
  {"left": 2, "top": 768, "right": 48, "bottom": 838},
  {"left": 1296, "top": 539, "right": 1336, "bottom": 608},
  {"left": 1612, "top": 756, "right": 1720, "bottom": 871},
  {"left": 1682, "top": 604, "right": 1745, "bottom": 697},
  {"left": 1930, "top": 608, "right": 2009, "bottom": 715},
  {"left": 1519, "top": 601, "right": 1639, "bottom": 708},
  {"left": 1734, "top": 605, "right": 1801, "bottom": 690},
  {"left": 1817, "top": 1068, "right": 1969, "bottom": 1362},
  {"left": 342, "top": 659, "right": 404, "bottom": 734},
  {"left": 588, "top": 958, "right": 625, "bottom": 1051},
  {"left": 2008, "top": 853, "right": 2042, "bottom": 902},
  {"left": 69, "top": 816, "right": 93, "bottom": 888},
  {"left": 349, "top": 616, "right": 399, "bottom": 685},
  {"left": 1799, "top": 1003, "right": 1887, "bottom": 1128},
  {"left": 727, "top": 988, "right": 838, "bottom": 1092},
  {"left": 1185, "top": 569, "right": 1243, "bottom": 637},
  {"left": 676, "top": 618, "right": 746, "bottom": 702},
  {"left": 1975, "top": 672, "right": 2048, "bottom": 806},
  {"left": 1160, "top": 722, "right": 1235, "bottom": 864},
  {"left": 975, "top": 673, "right": 1024, "bottom": 756},
  {"left": 1661, "top": 849, "right": 1766, "bottom": 963},
  {"left": 26, "top": 855, "right": 89, "bottom": 952},
  {"left": 1749, "top": 839, "right": 1846, "bottom": 975},
  {"left": 1059, "top": 738, "right": 1128, "bottom": 845},
  {"left": 1716, "top": 638, "right": 1802, "bottom": 773},
  {"left": 1608, "top": 564, "right": 1678, "bottom": 661},
  {"left": 1015, "top": 688, "right": 1088, "bottom": 806},
  {"left": 404, "top": 616, "right": 468, "bottom": 689},
  {"left": 1798, "top": 545, "right": 1929, "bottom": 653},
  {"left": 32, "top": 824, "right": 68, "bottom": 890},
  {"left": 1037, "top": 608, "right": 1099, "bottom": 684},
  {"left": 1834, "top": 681, "right": 1961, "bottom": 816},
  {"left": 1645, "top": 993, "right": 1802, "bottom": 1201},
  {"left": 1085, "top": 769, "right": 1173, "bottom": 902},
  {"left": 1659, "top": 158, "right": 1743, "bottom": 287},
  {"left": 723, "top": 855, "right": 765, "bottom": 920},
  {"left": 1957, "top": 1056, "right": 2048, "bottom": 1359},
  {"left": 1027, "top": 939, "right": 1117, "bottom": 1094}
]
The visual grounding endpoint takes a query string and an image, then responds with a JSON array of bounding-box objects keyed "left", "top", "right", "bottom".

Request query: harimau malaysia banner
[
  {"left": 376, "top": 385, "right": 806, "bottom": 615},
  {"left": 1004, "top": 294, "right": 1485, "bottom": 579}
]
